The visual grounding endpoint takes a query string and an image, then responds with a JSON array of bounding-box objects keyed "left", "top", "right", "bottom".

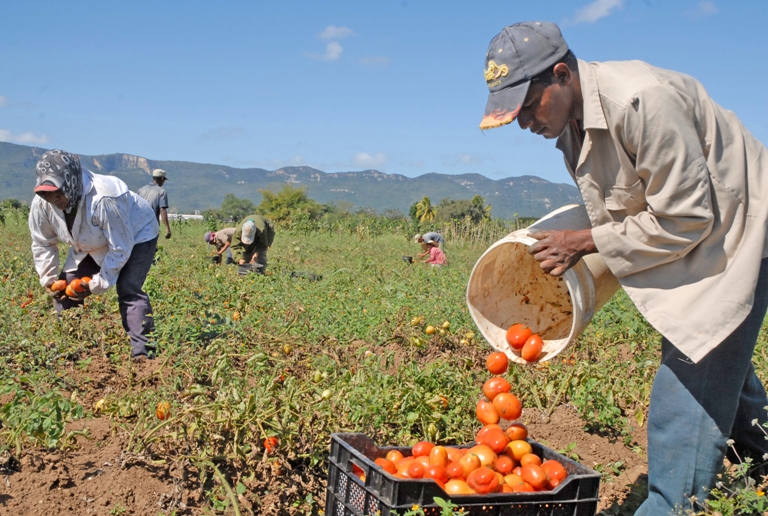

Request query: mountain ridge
[{"left": 0, "top": 142, "right": 581, "bottom": 219}]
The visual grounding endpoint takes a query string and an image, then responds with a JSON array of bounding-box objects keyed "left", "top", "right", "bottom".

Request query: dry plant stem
[
  {"left": 200, "top": 459, "right": 244, "bottom": 516},
  {"left": 546, "top": 371, "right": 574, "bottom": 418}
]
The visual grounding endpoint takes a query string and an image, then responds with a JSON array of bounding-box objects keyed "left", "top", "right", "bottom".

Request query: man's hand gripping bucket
[{"left": 467, "top": 205, "right": 621, "bottom": 364}]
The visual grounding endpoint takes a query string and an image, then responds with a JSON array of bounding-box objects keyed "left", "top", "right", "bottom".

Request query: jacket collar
[
  {"left": 556, "top": 59, "right": 607, "bottom": 174},
  {"left": 579, "top": 59, "right": 608, "bottom": 131}
]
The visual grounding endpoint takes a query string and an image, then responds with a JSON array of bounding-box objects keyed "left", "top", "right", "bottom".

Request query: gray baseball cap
[{"left": 480, "top": 22, "right": 569, "bottom": 130}]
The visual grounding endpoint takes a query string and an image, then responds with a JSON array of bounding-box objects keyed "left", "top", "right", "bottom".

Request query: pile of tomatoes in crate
[{"left": 364, "top": 348, "right": 568, "bottom": 495}]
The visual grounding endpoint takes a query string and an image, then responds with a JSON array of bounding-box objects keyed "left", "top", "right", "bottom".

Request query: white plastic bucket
[{"left": 467, "top": 204, "right": 620, "bottom": 363}]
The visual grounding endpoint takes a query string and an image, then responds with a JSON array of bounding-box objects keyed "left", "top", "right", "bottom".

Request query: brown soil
[
  {"left": 0, "top": 348, "right": 649, "bottom": 515},
  {"left": 0, "top": 406, "right": 648, "bottom": 515}
]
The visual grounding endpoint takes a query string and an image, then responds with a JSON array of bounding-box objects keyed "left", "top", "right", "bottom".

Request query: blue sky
[{"left": 1, "top": 0, "right": 766, "bottom": 185}]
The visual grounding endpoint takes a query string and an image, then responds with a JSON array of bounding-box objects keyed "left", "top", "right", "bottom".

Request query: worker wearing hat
[
  {"left": 137, "top": 168, "right": 172, "bottom": 239},
  {"left": 479, "top": 21, "right": 768, "bottom": 513},
  {"left": 29, "top": 149, "right": 160, "bottom": 361},
  {"left": 204, "top": 227, "right": 236, "bottom": 265},
  {"left": 231, "top": 214, "right": 275, "bottom": 272}
]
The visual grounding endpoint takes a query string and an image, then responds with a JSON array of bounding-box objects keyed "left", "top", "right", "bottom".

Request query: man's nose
[{"left": 517, "top": 110, "right": 532, "bottom": 129}]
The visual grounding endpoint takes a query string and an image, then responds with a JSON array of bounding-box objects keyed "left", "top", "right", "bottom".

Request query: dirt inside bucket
[{"left": 468, "top": 241, "right": 574, "bottom": 361}]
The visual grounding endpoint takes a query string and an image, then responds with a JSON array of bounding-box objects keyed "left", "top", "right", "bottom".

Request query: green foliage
[
  {"left": 435, "top": 195, "right": 491, "bottom": 223},
  {"left": 413, "top": 196, "right": 436, "bottom": 222},
  {"left": 257, "top": 184, "right": 328, "bottom": 223},
  {"left": 0, "top": 380, "right": 85, "bottom": 453},
  {"left": 204, "top": 193, "right": 257, "bottom": 223},
  {"left": 2, "top": 208, "right": 767, "bottom": 513}
]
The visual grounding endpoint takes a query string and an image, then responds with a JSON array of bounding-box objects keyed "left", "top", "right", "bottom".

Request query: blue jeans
[{"left": 636, "top": 257, "right": 768, "bottom": 515}]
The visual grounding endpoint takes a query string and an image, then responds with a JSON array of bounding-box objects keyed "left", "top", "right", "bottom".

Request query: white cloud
[
  {"left": 0, "top": 129, "right": 48, "bottom": 145},
  {"left": 685, "top": 1, "right": 718, "bottom": 17},
  {"left": 352, "top": 152, "right": 387, "bottom": 168},
  {"left": 564, "top": 0, "right": 624, "bottom": 25},
  {"left": 359, "top": 55, "right": 391, "bottom": 68},
  {"left": 0, "top": 95, "right": 7, "bottom": 107},
  {"left": 444, "top": 153, "right": 483, "bottom": 166},
  {"left": 319, "top": 25, "right": 354, "bottom": 41},
  {"left": 306, "top": 42, "right": 344, "bottom": 61},
  {"left": 197, "top": 126, "right": 246, "bottom": 142},
  {"left": 323, "top": 42, "right": 343, "bottom": 61}
]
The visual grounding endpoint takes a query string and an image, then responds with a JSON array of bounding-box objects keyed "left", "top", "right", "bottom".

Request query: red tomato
[
  {"left": 506, "top": 323, "right": 533, "bottom": 350},
  {"left": 446, "top": 447, "right": 465, "bottom": 463},
  {"left": 466, "top": 466, "right": 501, "bottom": 494},
  {"left": 521, "top": 464, "right": 547, "bottom": 490},
  {"left": 423, "top": 464, "right": 449, "bottom": 484},
  {"left": 475, "top": 424, "right": 503, "bottom": 444},
  {"left": 482, "top": 377, "right": 512, "bottom": 401},
  {"left": 493, "top": 455, "right": 515, "bottom": 475},
  {"left": 476, "top": 400, "right": 500, "bottom": 426},
  {"left": 485, "top": 352, "right": 509, "bottom": 375},
  {"left": 505, "top": 422, "right": 528, "bottom": 441},
  {"left": 521, "top": 334, "right": 544, "bottom": 362},
  {"left": 412, "top": 441, "right": 435, "bottom": 458},
  {"left": 520, "top": 453, "right": 542, "bottom": 467},
  {"left": 480, "top": 428, "right": 509, "bottom": 454},
  {"left": 492, "top": 392, "right": 522, "bottom": 420},
  {"left": 512, "top": 481, "right": 535, "bottom": 492},
  {"left": 542, "top": 459, "right": 569, "bottom": 484},
  {"left": 386, "top": 450, "right": 404, "bottom": 463},
  {"left": 446, "top": 461, "right": 465, "bottom": 479},
  {"left": 156, "top": 401, "right": 171, "bottom": 420},
  {"left": 263, "top": 436, "right": 279, "bottom": 454},
  {"left": 374, "top": 457, "right": 397, "bottom": 475},
  {"left": 407, "top": 461, "right": 426, "bottom": 479}
]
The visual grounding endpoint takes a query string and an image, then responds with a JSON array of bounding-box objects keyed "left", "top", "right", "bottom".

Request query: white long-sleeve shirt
[{"left": 29, "top": 168, "right": 159, "bottom": 295}]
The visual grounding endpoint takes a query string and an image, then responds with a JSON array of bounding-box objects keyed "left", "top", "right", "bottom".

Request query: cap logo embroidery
[{"left": 484, "top": 60, "right": 509, "bottom": 84}]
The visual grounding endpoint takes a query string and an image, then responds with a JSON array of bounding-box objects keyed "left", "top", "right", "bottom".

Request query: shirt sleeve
[
  {"left": 89, "top": 195, "right": 135, "bottom": 294},
  {"left": 590, "top": 84, "right": 715, "bottom": 278},
  {"left": 28, "top": 198, "right": 61, "bottom": 287},
  {"left": 159, "top": 189, "right": 169, "bottom": 210}
]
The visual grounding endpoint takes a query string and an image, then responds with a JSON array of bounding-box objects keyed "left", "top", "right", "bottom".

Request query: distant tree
[
  {"left": 408, "top": 202, "right": 419, "bottom": 222},
  {"left": 258, "top": 184, "right": 327, "bottom": 223},
  {"left": 434, "top": 195, "right": 492, "bottom": 223},
  {"left": 219, "top": 194, "right": 257, "bottom": 222},
  {"left": 471, "top": 195, "right": 493, "bottom": 220},
  {"left": 414, "top": 196, "right": 436, "bottom": 222}
]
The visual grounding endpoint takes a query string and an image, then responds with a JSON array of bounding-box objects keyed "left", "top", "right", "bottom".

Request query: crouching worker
[
  {"left": 231, "top": 214, "right": 275, "bottom": 272},
  {"left": 29, "top": 150, "right": 160, "bottom": 361},
  {"left": 422, "top": 239, "right": 447, "bottom": 267},
  {"left": 204, "top": 227, "right": 236, "bottom": 264}
]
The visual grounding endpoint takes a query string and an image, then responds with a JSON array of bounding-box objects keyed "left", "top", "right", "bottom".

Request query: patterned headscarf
[{"left": 35, "top": 150, "right": 83, "bottom": 213}]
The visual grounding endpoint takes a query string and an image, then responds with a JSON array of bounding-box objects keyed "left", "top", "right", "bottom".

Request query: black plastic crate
[{"left": 325, "top": 433, "right": 600, "bottom": 516}]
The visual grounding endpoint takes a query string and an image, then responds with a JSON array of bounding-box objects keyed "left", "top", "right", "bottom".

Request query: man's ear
[{"left": 553, "top": 62, "right": 572, "bottom": 85}]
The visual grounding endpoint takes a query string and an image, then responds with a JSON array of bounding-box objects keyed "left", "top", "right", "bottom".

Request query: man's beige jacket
[{"left": 557, "top": 59, "right": 768, "bottom": 363}]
